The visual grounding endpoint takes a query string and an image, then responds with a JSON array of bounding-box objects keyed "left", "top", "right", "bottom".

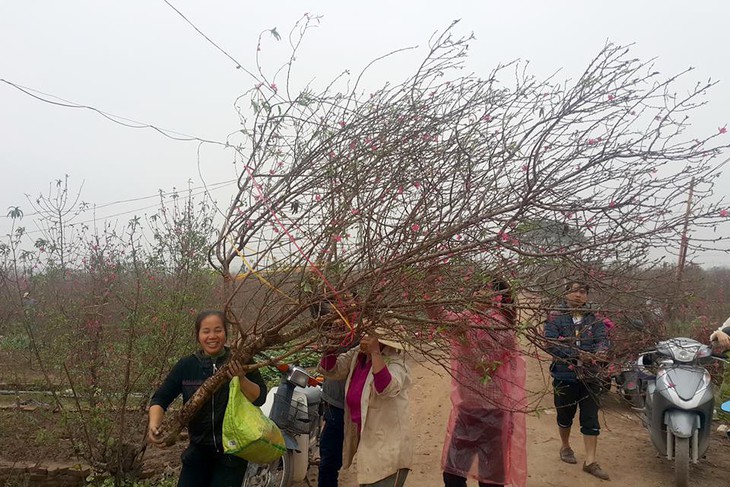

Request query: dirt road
[{"left": 306, "top": 355, "right": 730, "bottom": 487}]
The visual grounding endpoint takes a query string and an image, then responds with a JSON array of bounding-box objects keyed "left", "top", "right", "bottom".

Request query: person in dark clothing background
[
  {"left": 311, "top": 299, "right": 359, "bottom": 487},
  {"left": 148, "top": 310, "right": 268, "bottom": 487},
  {"left": 544, "top": 280, "right": 610, "bottom": 481}
]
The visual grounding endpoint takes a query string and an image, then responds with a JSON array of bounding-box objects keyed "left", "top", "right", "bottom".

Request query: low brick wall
[{"left": 0, "top": 461, "right": 90, "bottom": 487}]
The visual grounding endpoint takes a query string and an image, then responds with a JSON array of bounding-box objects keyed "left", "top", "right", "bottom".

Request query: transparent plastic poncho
[{"left": 441, "top": 310, "right": 528, "bottom": 487}]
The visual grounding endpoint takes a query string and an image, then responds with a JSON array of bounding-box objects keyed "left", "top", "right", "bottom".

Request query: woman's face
[{"left": 198, "top": 315, "right": 227, "bottom": 355}]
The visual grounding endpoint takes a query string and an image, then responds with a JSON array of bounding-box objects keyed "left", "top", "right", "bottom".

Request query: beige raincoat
[{"left": 318, "top": 346, "right": 412, "bottom": 484}]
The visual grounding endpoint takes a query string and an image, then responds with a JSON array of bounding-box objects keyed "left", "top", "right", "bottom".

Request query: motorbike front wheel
[
  {"left": 674, "top": 436, "right": 690, "bottom": 487},
  {"left": 242, "top": 451, "right": 293, "bottom": 487}
]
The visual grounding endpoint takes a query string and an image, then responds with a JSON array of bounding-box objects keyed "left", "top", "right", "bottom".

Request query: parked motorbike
[
  {"left": 243, "top": 363, "right": 324, "bottom": 487},
  {"left": 610, "top": 360, "right": 645, "bottom": 408},
  {"left": 636, "top": 337, "right": 726, "bottom": 487}
]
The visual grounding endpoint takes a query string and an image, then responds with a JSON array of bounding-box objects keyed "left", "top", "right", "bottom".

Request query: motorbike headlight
[
  {"left": 288, "top": 366, "right": 310, "bottom": 388},
  {"left": 675, "top": 348, "right": 693, "bottom": 362}
]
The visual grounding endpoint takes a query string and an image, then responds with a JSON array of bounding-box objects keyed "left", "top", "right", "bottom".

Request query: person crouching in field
[{"left": 426, "top": 271, "right": 528, "bottom": 487}]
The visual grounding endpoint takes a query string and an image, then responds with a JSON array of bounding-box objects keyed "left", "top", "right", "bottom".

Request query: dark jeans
[
  {"left": 319, "top": 402, "right": 345, "bottom": 487},
  {"left": 443, "top": 471, "right": 503, "bottom": 487},
  {"left": 553, "top": 379, "right": 601, "bottom": 436},
  {"left": 178, "top": 443, "right": 248, "bottom": 487}
]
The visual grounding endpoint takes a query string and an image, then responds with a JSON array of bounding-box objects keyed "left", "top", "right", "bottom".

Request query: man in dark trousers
[
  {"left": 544, "top": 280, "right": 610, "bottom": 481},
  {"left": 311, "top": 300, "right": 358, "bottom": 487}
]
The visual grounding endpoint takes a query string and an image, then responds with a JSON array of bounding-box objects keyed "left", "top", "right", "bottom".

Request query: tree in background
[{"left": 0, "top": 182, "right": 219, "bottom": 479}]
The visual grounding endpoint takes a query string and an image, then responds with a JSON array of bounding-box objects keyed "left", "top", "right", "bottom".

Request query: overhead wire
[
  {"left": 0, "top": 78, "right": 229, "bottom": 147},
  {"left": 18, "top": 179, "right": 237, "bottom": 236},
  {"left": 160, "top": 0, "right": 258, "bottom": 80},
  {"left": 1, "top": 178, "right": 237, "bottom": 219}
]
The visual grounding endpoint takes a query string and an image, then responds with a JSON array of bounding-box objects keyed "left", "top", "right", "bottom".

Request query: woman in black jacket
[{"left": 148, "top": 310, "right": 268, "bottom": 487}]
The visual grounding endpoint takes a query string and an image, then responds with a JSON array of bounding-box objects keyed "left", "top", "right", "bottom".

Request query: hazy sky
[{"left": 1, "top": 1, "right": 728, "bottom": 265}]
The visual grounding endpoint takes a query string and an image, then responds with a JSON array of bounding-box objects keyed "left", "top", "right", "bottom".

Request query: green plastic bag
[{"left": 223, "top": 376, "right": 286, "bottom": 463}]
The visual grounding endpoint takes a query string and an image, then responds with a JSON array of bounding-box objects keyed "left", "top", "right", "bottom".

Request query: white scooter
[
  {"left": 243, "top": 364, "right": 323, "bottom": 487},
  {"left": 637, "top": 337, "right": 726, "bottom": 487}
]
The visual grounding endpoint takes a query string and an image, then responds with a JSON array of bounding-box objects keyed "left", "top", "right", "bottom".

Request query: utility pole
[
  {"left": 676, "top": 177, "right": 695, "bottom": 282},
  {"left": 667, "top": 178, "right": 695, "bottom": 325}
]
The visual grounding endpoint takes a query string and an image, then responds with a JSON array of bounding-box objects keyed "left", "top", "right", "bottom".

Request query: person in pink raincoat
[{"left": 427, "top": 274, "right": 527, "bottom": 487}]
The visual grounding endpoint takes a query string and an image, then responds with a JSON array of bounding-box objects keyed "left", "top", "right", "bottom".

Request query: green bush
[{"left": 0, "top": 332, "right": 30, "bottom": 351}]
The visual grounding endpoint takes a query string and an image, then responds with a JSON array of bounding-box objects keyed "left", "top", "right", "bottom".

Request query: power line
[
  {"left": 19, "top": 180, "right": 237, "bottom": 236},
  {"left": 161, "top": 0, "right": 258, "bottom": 80},
  {"left": 0, "top": 78, "right": 229, "bottom": 147},
  {"left": 2, "top": 179, "right": 237, "bottom": 220}
]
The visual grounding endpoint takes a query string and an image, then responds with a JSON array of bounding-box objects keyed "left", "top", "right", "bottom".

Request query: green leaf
[{"left": 270, "top": 27, "right": 281, "bottom": 41}]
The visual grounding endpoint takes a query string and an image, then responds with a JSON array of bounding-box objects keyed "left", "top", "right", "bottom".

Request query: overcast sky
[{"left": 1, "top": 1, "right": 728, "bottom": 265}]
